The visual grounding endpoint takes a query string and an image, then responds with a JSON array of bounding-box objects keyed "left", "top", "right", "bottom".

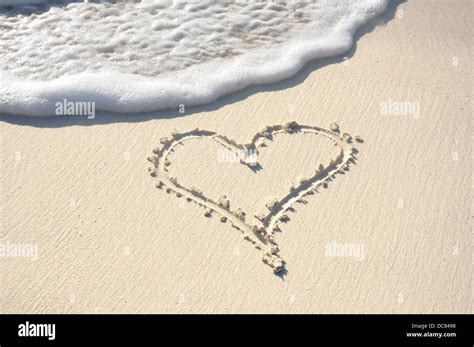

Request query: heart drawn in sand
[{"left": 148, "top": 121, "right": 361, "bottom": 274}]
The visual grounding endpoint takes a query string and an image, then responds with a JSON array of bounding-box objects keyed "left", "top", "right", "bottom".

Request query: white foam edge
[{"left": 0, "top": 1, "right": 388, "bottom": 117}]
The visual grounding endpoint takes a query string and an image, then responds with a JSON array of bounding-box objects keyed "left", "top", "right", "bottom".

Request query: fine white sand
[{"left": 1, "top": 0, "right": 472, "bottom": 313}]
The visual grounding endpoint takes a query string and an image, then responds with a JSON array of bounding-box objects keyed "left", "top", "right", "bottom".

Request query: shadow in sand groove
[{"left": 0, "top": 0, "right": 406, "bottom": 128}]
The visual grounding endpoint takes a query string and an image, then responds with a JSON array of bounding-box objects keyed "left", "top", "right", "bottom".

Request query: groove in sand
[{"left": 148, "top": 121, "right": 361, "bottom": 274}]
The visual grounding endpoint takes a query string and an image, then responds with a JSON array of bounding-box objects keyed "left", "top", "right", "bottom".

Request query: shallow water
[{"left": 0, "top": 0, "right": 389, "bottom": 116}]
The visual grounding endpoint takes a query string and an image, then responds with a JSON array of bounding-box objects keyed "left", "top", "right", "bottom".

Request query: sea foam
[{"left": 0, "top": 0, "right": 389, "bottom": 117}]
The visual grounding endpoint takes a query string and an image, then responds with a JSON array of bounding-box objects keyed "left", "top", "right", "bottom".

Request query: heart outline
[{"left": 148, "top": 122, "right": 360, "bottom": 274}]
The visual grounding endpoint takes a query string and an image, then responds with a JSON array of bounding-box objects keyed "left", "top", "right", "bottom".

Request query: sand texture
[{"left": 0, "top": 0, "right": 472, "bottom": 313}]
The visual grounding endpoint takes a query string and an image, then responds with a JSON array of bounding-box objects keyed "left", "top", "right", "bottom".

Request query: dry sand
[{"left": 1, "top": 0, "right": 472, "bottom": 313}]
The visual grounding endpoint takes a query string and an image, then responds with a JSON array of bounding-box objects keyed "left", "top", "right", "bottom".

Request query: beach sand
[{"left": 1, "top": 0, "right": 472, "bottom": 313}]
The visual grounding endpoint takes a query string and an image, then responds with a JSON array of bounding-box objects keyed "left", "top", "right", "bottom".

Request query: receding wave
[{"left": 0, "top": 0, "right": 388, "bottom": 117}]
